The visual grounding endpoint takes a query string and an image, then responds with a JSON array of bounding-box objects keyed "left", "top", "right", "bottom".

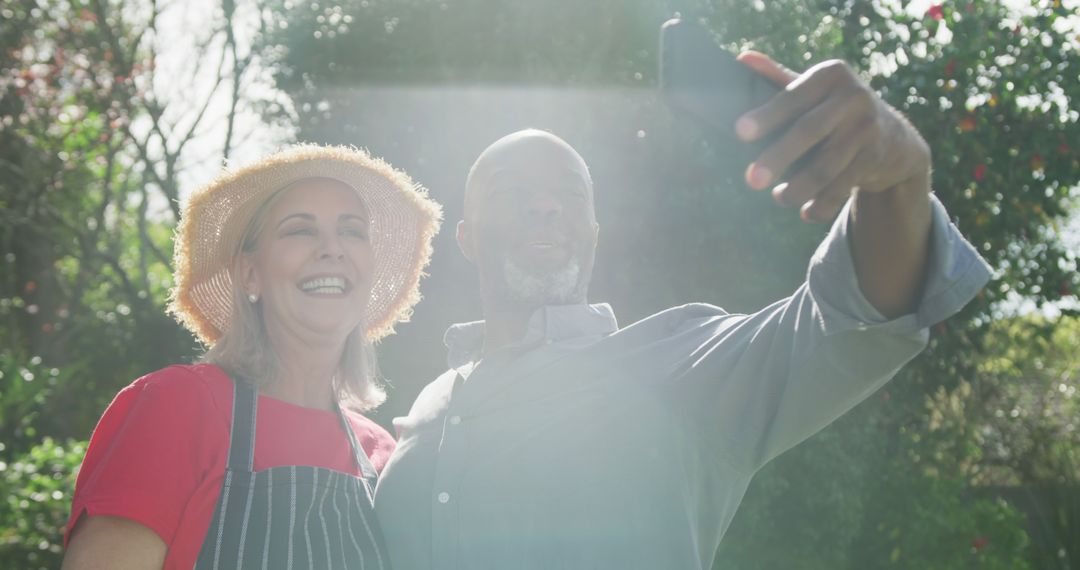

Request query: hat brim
[{"left": 168, "top": 144, "right": 442, "bottom": 345}]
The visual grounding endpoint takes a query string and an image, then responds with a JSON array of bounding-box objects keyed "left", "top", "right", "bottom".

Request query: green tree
[
  {"left": 2, "top": 0, "right": 187, "bottom": 441},
  {"left": 1, "top": 0, "right": 267, "bottom": 440},
  {"left": 920, "top": 315, "right": 1080, "bottom": 568},
  {"left": 1, "top": 0, "right": 258, "bottom": 564},
  {"left": 0, "top": 438, "right": 84, "bottom": 570}
]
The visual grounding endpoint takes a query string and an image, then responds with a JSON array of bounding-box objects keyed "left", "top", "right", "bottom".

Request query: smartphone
[{"left": 659, "top": 17, "right": 780, "bottom": 160}]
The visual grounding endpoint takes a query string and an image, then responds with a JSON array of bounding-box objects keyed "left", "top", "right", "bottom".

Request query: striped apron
[{"left": 195, "top": 379, "right": 391, "bottom": 569}]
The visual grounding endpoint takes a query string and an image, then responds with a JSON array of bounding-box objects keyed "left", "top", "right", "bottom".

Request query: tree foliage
[
  {"left": 1, "top": 0, "right": 261, "bottom": 565},
  {"left": 1, "top": 0, "right": 196, "bottom": 441},
  {"left": 923, "top": 315, "right": 1080, "bottom": 567},
  {"left": 0, "top": 438, "right": 83, "bottom": 569}
]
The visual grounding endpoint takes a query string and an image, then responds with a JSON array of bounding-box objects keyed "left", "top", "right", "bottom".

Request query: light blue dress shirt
[{"left": 374, "top": 196, "right": 992, "bottom": 570}]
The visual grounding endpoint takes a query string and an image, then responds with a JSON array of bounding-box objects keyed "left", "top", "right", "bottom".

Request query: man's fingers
[
  {"left": 772, "top": 115, "right": 873, "bottom": 207},
  {"left": 735, "top": 54, "right": 931, "bottom": 219},
  {"left": 746, "top": 85, "right": 869, "bottom": 191},
  {"left": 735, "top": 59, "right": 853, "bottom": 144},
  {"left": 736, "top": 51, "right": 798, "bottom": 87},
  {"left": 800, "top": 158, "right": 867, "bottom": 222}
]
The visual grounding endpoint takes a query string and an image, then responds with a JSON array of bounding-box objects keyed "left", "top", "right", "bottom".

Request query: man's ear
[{"left": 456, "top": 220, "right": 475, "bottom": 264}]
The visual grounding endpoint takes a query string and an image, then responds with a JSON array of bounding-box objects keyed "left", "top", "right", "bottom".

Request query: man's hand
[
  {"left": 733, "top": 51, "right": 934, "bottom": 318},
  {"left": 734, "top": 51, "right": 931, "bottom": 223}
]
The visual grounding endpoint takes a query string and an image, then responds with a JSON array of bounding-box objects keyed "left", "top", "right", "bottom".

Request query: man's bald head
[{"left": 464, "top": 129, "right": 594, "bottom": 220}]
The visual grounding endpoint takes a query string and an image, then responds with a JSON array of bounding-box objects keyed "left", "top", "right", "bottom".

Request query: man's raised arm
[{"left": 658, "top": 53, "right": 991, "bottom": 473}]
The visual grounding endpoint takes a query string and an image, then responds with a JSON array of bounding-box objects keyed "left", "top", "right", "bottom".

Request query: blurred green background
[{"left": 2, "top": 0, "right": 1079, "bottom": 567}]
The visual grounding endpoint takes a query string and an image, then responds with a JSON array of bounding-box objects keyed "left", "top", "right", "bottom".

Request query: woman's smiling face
[{"left": 242, "top": 178, "right": 374, "bottom": 341}]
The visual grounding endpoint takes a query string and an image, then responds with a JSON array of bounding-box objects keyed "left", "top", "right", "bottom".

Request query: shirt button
[
  {"left": 449, "top": 415, "right": 462, "bottom": 425},
  {"left": 437, "top": 492, "right": 451, "bottom": 504}
]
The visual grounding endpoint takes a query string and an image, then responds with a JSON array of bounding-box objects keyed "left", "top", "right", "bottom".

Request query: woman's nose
[{"left": 317, "top": 233, "right": 346, "bottom": 260}]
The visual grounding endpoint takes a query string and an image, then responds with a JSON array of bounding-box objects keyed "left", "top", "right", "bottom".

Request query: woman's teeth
[{"left": 300, "top": 276, "right": 346, "bottom": 294}]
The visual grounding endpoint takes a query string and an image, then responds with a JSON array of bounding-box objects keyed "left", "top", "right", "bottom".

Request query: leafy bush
[
  {"left": 0, "top": 438, "right": 85, "bottom": 570},
  {"left": 851, "top": 466, "right": 1031, "bottom": 569},
  {"left": 0, "top": 351, "right": 65, "bottom": 456}
]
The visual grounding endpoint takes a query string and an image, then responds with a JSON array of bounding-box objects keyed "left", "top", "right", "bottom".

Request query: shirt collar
[{"left": 444, "top": 303, "right": 619, "bottom": 369}]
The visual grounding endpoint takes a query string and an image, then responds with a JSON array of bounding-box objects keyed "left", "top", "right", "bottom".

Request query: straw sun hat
[{"left": 168, "top": 144, "right": 442, "bottom": 345}]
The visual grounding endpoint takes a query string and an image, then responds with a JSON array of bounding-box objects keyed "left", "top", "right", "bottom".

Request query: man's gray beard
[{"left": 502, "top": 256, "right": 582, "bottom": 305}]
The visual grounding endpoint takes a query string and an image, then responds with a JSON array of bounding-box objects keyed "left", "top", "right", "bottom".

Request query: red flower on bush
[
  {"left": 927, "top": 4, "right": 944, "bottom": 20},
  {"left": 973, "top": 164, "right": 987, "bottom": 182},
  {"left": 971, "top": 536, "right": 988, "bottom": 551}
]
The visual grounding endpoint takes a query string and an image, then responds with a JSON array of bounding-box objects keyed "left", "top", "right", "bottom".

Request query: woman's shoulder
[
  {"left": 343, "top": 410, "right": 395, "bottom": 471},
  {"left": 112, "top": 363, "right": 234, "bottom": 423},
  {"left": 74, "top": 363, "right": 235, "bottom": 497},
  {"left": 68, "top": 364, "right": 234, "bottom": 550},
  {"left": 129, "top": 362, "right": 230, "bottom": 393}
]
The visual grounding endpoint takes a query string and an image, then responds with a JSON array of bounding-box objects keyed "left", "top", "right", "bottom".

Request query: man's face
[{"left": 458, "top": 132, "right": 598, "bottom": 306}]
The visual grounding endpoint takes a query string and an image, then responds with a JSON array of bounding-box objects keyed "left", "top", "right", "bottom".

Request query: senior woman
[{"left": 62, "top": 144, "right": 441, "bottom": 569}]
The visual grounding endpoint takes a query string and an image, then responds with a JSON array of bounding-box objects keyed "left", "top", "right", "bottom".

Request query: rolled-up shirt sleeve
[
  {"left": 808, "top": 194, "right": 992, "bottom": 336},
  {"left": 668, "top": 194, "right": 992, "bottom": 474}
]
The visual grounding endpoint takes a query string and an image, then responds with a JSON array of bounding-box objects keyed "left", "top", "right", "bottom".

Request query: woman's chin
[
  {"left": 288, "top": 314, "right": 363, "bottom": 342},
  {"left": 262, "top": 302, "right": 364, "bottom": 342}
]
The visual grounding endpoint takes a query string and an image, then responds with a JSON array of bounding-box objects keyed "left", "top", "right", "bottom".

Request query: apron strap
[
  {"left": 226, "top": 378, "right": 258, "bottom": 472},
  {"left": 225, "top": 374, "right": 377, "bottom": 489},
  {"left": 335, "top": 406, "right": 379, "bottom": 490}
]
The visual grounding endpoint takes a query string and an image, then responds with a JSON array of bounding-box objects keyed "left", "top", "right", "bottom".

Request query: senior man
[{"left": 374, "top": 51, "right": 991, "bottom": 570}]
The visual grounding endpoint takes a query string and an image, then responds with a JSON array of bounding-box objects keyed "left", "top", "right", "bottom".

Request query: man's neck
[
  {"left": 478, "top": 289, "right": 591, "bottom": 356},
  {"left": 479, "top": 299, "right": 538, "bottom": 356}
]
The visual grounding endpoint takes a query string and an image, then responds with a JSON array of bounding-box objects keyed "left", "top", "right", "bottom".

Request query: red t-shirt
[{"left": 66, "top": 363, "right": 395, "bottom": 570}]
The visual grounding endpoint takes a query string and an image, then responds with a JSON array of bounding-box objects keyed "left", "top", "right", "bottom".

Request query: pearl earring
[{"left": 248, "top": 293, "right": 258, "bottom": 303}]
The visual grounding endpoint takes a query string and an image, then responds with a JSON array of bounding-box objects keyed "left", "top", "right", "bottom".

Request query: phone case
[{"left": 660, "top": 18, "right": 780, "bottom": 160}]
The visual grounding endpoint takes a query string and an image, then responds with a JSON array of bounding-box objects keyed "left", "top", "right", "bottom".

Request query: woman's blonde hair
[{"left": 201, "top": 182, "right": 386, "bottom": 411}]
